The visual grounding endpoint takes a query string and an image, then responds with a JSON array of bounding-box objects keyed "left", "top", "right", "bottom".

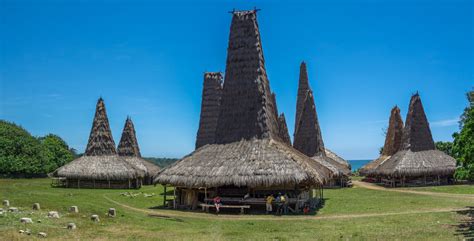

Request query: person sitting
[
  {"left": 265, "top": 194, "right": 274, "bottom": 214},
  {"left": 303, "top": 203, "right": 310, "bottom": 215},
  {"left": 213, "top": 195, "right": 222, "bottom": 214}
]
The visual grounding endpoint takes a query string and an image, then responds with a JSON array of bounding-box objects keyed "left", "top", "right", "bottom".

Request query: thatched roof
[
  {"left": 214, "top": 10, "right": 279, "bottom": 144},
  {"left": 84, "top": 98, "right": 117, "bottom": 156},
  {"left": 325, "top": 148, "right": 351, "bottom": 170},
  {"left": 293, "top": 90, "right": 325, "bottom": 157},
  {"left": 373, "top": 94, "right": 456, "bottom": 177},
  {"left": 196, "top": 72, "right": 223, "bottom": 149},
  {"left": 53, "top": 98, "right": 144, "bottom": 180},
  {"left": 53, "top": 155, "right": 144, "bottom": 180},
  {"left": 118, "top": 117, "right": 141, "bottom": 157},
  {"left": 117, "top": 117, "right": 160, "bottom": 177},
  {"left": 155, "top": 10, "right": 330, "bottom": 188},
  {"left": 154, "top": 139, "right": 331, "bottom": 188},
  {"left": 277, "top": 113, "right": 292, "bottom": 146},
  {"left": 360, "top": 106, "right": 403, "bottom": 176},
  {"left": 295, "top": 62, "right": 310, "bottom": 132}
]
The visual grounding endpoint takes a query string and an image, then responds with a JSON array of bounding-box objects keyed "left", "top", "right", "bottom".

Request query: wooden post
[
  {"left": 108, "top": 180, "right": 111, "bottom": 189},
  {"left": 163, "top": 185, "right": 167, "bottom": 207},
  {"left": 173, "top": 188, "right": 177, "bottom": 209},
  {"left": 204, "top": 187, "right": 207, "bottom": 202},
  {"left": 78, "top": 179, "right": 80, "bottom": 189},
  {"left": 128, "top": 179, "right": 131, "bottom": 189}
]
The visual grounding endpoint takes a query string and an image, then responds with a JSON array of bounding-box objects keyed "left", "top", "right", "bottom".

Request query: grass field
[{"left": 0, "top": 178, "right": 473, "bottom": 240}]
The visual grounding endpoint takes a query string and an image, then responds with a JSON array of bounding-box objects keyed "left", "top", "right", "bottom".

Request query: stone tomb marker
[
  {"left": 108, "top": 208, "right": 116, "bottom": 217},
  {"left": 47, "top": 211, "right": 60, "bottom": 218},
  {"left": 91, "top": 214, "right": 100, "bottom": 222},
  {"left": 32, "top": 203, "right": 40, "bottom": 210},
  {"left": 3, "top": 200, "right": 9, "bottom": 207},
  {"left": 69, "top": 206, "right": 79, "bottom": 213}
]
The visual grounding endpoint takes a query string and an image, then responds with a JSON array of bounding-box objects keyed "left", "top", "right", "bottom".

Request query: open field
[{"left": 1, "top": 178, "right": 473, "bottom": 240}]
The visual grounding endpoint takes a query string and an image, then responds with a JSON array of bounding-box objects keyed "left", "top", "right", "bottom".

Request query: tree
[
  {"left": 435, "top": 141, "right": 453, "bottom": 156},
  {"left": 0, "top": 120, "right": 47, "bottom": 176},
  {"left": 39, "top": 134, "right": 74, "bottom": 172},
  {"left": 452, "top": 91, "right": 474, "bottom": 181}
]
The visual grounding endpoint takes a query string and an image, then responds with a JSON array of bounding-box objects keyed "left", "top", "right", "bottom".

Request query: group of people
[{"left": 265, "top": 193, "right": 289, "bottom": 215}]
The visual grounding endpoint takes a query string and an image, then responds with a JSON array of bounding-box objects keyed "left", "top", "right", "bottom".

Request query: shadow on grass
[{"left": 455, "top": 206, "right": 473, "bottom": 239}]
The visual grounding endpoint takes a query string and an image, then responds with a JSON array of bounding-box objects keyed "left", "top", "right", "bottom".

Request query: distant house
[
  {"left": 369, "top": 94, "right": 457, "bottom": 187},
  {"left": 52, "top": 98, "right": 144, "bottom": 189}
]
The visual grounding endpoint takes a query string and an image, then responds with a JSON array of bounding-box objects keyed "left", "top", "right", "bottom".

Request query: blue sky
[{"left": 0, "top": 0, "right": 472, "bottom": 159}]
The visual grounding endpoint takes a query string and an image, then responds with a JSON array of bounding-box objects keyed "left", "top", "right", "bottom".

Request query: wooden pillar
[
  {"left": 108, "top": 180, "right": 111, "bottom": 189},
  {"left": 163, "top": 185, "right": 167, "bottom": 207},
  {"left": 128, "top": 179, "right": 131, "bottom": 189},
  {"left": 173, "top": 187, "right": 177, "bottom": 209},
  {"left": 78, "top": 179, "right": 80, "bottom": 189}
]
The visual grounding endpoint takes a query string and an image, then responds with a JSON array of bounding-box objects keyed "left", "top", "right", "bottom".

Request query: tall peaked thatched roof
[
  {"left": 295, "top": 62, "right": 310, "bottom": 131},
  {"left": 155, "top": 10, "right": 330, "bottom": 188},
  {"left": 117, "top": 117, "right": 141, "bottom": 157},
  {"left": 214, "top": 10, "right": 279, "bottom": 144},
  {"left": 401, "top": 93, "right": 435, "bottom": 151},
  {"left": 360, "top": 106, "right": 404, "bottom": 176},
  {"left": 277, "top": 113, "right": 292, "bottom": 146},
  {"left": 373, "top": 94, "right": 456, "bottom": 177},
  {"left": 293, "top": 90, "right": 325, "bottom": 157},
  {"left": 117, "top": 117, "right": 160, "bottom": 182},
  {"left": 196, "top": 72, "right": 223, "bottom": 149},
  {"left": 84, "top": 98, "right": 117, "bottom": 156}
]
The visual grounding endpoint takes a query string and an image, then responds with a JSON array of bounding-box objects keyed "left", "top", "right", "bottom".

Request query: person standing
[
  {"left": 266, "top": 194, "right": 274, "bottom": 214},
  {"left": 213, "top": 195, "right": 222, "bottom": 214},
  {"left": 283, "top": 193, "right": 289, "bottom": 214}
]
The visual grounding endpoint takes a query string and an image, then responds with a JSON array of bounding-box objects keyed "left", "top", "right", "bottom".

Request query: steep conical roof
[
  {"left": 293, "top": 90, "right": 325, "bottom": 157},
  {"left": 277, "top": 113, "right": 292, "bottom": 145},
  {"left": 84, "top": 98, "right": 117, "bottom": 156},
  {"left": 196, "top": 72, "right": 223, "bottom": 149},
  {"left": 360, "top": 106, "right": 404, "bottom": 176},
  {"left": 401, "top": 93, "right": 435, "bottom": 151},
  {"left": 295, "top": 61, "right": 310, "bottom": 131},
  {"left": 117, "top": 117, "right": 141, "bottom": 157},
  {"left": 382, "top": 106, "right": 404, "bottom": 156},
  {"left": 215, "top": 10, "right": 279, "bottom": 144}
]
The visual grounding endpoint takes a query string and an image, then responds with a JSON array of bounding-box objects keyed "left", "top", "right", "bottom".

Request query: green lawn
[
  {"left": 400, "top": 185, "right": 474, "bottom": 194},
  {"left": 0, "top": 178, "right": 473, "bottom": 240}
]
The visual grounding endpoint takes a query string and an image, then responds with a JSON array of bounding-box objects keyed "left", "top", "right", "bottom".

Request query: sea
[{"left": 347, "top": 160, "right": 372, "bottom": 172}]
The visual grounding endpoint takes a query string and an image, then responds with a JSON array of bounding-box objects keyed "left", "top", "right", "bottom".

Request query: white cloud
[{"left": 431, "top": 118, "right": 459, "bottom": 127}]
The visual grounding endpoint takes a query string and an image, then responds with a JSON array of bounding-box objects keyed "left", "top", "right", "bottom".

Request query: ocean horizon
[{"left": 348, "top": 160, "right": 372, "bottom": 172}]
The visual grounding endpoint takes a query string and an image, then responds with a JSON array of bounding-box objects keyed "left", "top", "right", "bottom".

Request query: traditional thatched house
[
  {"left": 293, "top": 62, "right": 351, "bottom": 187},
  {"left": 359, "top": 106, "right": 403, "bottom": 178},
  {"left": 52, "top": 98, "right": 144, "bottom": 189},
  {"left": 117, "top": 117, "right": 160, "bottom": 185},
  {"left": 372, "top": 94, "right": 457, "bottom": 187},
  {"left": 155, "top": 10, "right": 330, "bottom": 212}
]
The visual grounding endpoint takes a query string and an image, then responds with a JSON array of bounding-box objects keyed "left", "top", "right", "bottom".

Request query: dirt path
[
  {"left": 102, "top": 194, "right": 469, "bottom": 221},
  {"left": 353, "top": 181, "right": 474, "bottom": 200}
]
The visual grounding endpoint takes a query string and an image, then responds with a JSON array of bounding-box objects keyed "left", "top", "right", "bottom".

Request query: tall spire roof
[
  {"left": 215, "top": 10, "right": 279, "bottom": 144},
  {"left": 277, "top": 113, "right": 292, "bottom": 146},
  {"left": 295, "top": 61, "right": 310, "bottom": 131},
  {"left": 401, "top": 93, "right": 435, "bottom": 151},
  {"left": 382, "top": 106, "right": 404, "bottom": 156},
  {"left": 196, "top": 72, "right": 223, "bottom": 149},
  {"left": 84, "top": 98, "right": 117, "bottom": 156},
  {"left": 293, "top": 90, "right": 325, "bottom": 157},
  {"left": 117, "top": 117, "right": 141, "bottom": 157}
]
